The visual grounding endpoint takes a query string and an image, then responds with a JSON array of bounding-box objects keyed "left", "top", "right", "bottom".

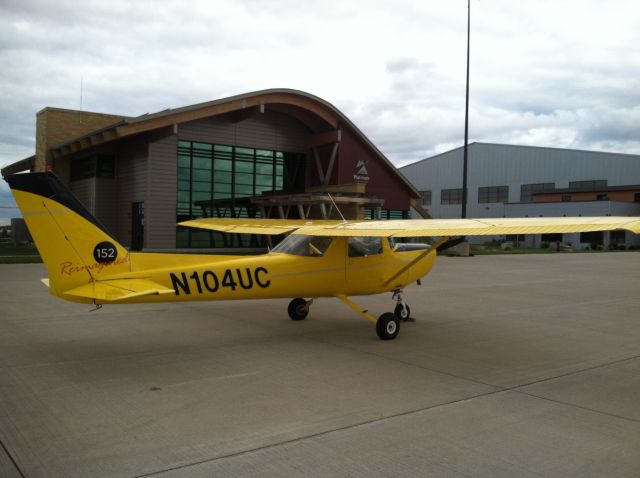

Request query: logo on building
[{"left": 353, "top": 160, "right": 370, "bottom": 182}]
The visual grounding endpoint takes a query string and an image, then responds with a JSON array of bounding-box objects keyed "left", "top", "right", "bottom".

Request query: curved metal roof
[{"left": 49, "top": 88, "right": 419, "bottom": 197}]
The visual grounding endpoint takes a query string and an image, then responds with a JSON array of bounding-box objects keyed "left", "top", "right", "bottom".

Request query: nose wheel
[{"left": 393, "top": 289, "right": 412, "bottom": 321}]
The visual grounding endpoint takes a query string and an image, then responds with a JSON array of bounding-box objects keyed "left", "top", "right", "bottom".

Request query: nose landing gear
[{"left": 392, "top": 289, "right": 412, "bottom": 322}]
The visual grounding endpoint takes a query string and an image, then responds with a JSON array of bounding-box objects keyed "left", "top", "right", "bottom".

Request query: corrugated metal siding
[
  {"left": 178, "top": 111, "right": 310, "bottom": 152},
  {"left": 401, "top": 143, "right": 640, "bottom": 219},
  {"left": 116, "top": 139, "right": 148, "bottom": 247},
  {"left": 147, "top": 134, "right": 177, "bottom": 248}
]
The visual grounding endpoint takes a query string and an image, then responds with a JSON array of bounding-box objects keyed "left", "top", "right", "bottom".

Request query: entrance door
[{"left": 131, "top": 202, "right": 144, "bottom": 251}]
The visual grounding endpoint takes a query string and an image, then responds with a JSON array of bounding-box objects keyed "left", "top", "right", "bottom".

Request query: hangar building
[
  {"left": 2, "top": 89, "right": 425, "bottom": 250},
  {"left": 400, "top": 143, "right": 640, "bottom": 248}
]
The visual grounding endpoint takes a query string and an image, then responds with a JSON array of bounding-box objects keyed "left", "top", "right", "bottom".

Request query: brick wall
[{"left": 35, "top": 108, "right": 124, "bottom": 181}]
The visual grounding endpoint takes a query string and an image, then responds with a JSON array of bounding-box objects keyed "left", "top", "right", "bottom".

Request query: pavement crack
[
  {"left": 132, "top": 387, "right": 508, "bottom": 478},
  {"left": 0, "top": 436, "right": 26, "bottom": 478}
]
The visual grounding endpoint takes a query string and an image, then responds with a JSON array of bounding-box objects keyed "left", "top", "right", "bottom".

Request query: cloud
[{"left": 1, "top": 0, "right": 639, "bottom": 175}]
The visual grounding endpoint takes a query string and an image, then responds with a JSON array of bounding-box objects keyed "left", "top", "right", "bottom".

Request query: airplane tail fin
[{"left": 5, "top": 172, "right": 131, "bottom": 302}]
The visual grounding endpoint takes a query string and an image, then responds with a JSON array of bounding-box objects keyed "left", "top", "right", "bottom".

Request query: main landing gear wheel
[
  {"left": 394, "top": 303, "right": 411, "bottom": 321},
  {"left": 376, "top": 312, "right": 400, "bottom": 340},
  {"left": 288, "top": 298, "right": 310, "bottom": 321}
]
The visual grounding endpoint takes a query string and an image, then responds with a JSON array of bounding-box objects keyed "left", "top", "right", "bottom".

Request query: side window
[
  {"left": 307, "top": 236, "right": 332, "bottom": 256},
  {"left": 348, "top": 236, "right": 383, "bottom": 257}
]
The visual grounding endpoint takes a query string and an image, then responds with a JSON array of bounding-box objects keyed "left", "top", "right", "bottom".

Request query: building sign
[{"left": 353, "top": 160, "right": 370, "bottom": 182}]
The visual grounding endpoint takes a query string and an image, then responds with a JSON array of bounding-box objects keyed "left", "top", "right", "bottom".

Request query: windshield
[{"left": 271, "top": 234, "right": 333, "bottom": 257}]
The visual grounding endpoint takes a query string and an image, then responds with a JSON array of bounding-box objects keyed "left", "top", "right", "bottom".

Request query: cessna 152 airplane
[{"left": 6, "top": 172, "right": 640, "bottom": 340}]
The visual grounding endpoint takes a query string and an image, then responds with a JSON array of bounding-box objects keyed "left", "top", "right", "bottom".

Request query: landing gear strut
[
  {"left": 336, "top": 294, "right": 408, "bottom": 340},
  {"left": 392, "top": 289, "right": 412, "bottom": 321}
]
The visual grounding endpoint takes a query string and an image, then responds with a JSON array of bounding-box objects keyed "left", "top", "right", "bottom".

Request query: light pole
[{"left": 461, "top": 0, "right": 470, "bottom": 218}]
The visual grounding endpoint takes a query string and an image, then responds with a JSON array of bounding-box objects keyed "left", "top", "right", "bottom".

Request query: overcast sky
[{"left": 1, "top": 0, "right": 639, "bottom": 219}]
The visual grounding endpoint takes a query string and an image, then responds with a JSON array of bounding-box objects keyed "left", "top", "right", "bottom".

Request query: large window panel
[
  {"left": 478, "top": 185, "right": 508, "bottom": 203},
  {"left": 177, "top": 140, "right": 298, "bottom": 248},
  {"left": 441, "top": 188, "right": 463, "bottom": 205}
]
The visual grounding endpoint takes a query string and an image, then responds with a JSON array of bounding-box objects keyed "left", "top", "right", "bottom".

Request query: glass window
[
  {"left": 478, "top": 186, "right": 508, "bottom": 203},
  {"left": 193, "top": 142, "right": 212, "bottom": 152},
  {"left": 569, "top": 180, "right": 607, "bottom": 190},
  {"left": 214, "top": 183, "right": 232, "bottom": 194},
  {"left": 441, "top": 188, "right": 463, "bottom": 205},
  {"left": 178, "top": 155, "right": 191, "bottom": 168},
  {"left": 234, "top": 172, "right": 254, "bottom": 185},
  {"left": 176, "top": 141, "right": 299, "bottom": 248},
  {"left": 348, "top": 237, "right": 383, "bottom": 257},
  {"left": 214, "top": 144, "right": 232, "bottom": 153},
  {"left": 236, "top": 161, "right": 254, "bottom": 173},
  {"left": 214, "top": 171, "right": 232, "bottom": 183},
  {"left": 192, "top": 169, "right": 211, "bottom": 181},
  {"left": 192, "top": 191, "right": 210, "bottom": 203},
  {"left": 419, "top": 190, "right": 432, "bottom": 206},
  {"left": 521, "top": 183, "right": 554, "bottom": 202},
  {"left": 256, "top": 161, "right": 273, "bottom": 175},
  {"left": 215, "top": 159, "right": 232, "bottom": 171},
  {"left": 193, "top": 157, "right": 212, "bottom": 169},
  {"left": 191, "top": 181, "right": 211, "bottom": 192},
  {"left": 271, "top": 235, "right": 333, "bottom": 256}
]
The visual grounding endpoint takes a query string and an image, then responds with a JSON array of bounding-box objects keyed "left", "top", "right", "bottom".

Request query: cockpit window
[
  {"left": 348, "top": 236, "right": 383, "bottom": 257},
  {"left": 389, "top": 237, "right": 433, "bottom": 252},
  {"left": 271, "top": 234, "right": 333, "bottom": 257}
]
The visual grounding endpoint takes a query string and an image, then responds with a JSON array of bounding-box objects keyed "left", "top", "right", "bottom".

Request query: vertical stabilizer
[{"left": 5, "top": 172, "right": 130, "bottom": 302}]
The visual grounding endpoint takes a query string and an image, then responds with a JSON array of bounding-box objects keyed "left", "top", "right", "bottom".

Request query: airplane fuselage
[{"left": 60, "top": 236, "right": 436, "bottom": 304}]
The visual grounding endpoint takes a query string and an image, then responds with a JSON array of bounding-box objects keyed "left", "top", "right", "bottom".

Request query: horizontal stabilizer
[{"left": 64, "top": 278, "right": 174, "bottom": 302}]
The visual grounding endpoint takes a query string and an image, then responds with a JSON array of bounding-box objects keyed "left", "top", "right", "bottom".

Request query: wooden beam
[
  {"left": 323, "top": 142, "right": 339, "bottom": 185},
  {"left": 102, "top": 129, "right": 118, "bottom": 141},
  {"left": 410, "top": 197, "right": 432, "bottom": 219},
  {"left": 313, "top": 148, "right": 325, "bottom": 185},
  {"left": 303, "top": 129, "right": 341, "bottom": 149}
]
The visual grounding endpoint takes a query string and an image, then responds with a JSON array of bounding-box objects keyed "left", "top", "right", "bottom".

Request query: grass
[{"left": 0, "top": 240, "right": 42, "bottom": 264}]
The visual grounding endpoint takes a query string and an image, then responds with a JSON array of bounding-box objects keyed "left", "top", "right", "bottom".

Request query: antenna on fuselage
[{"left": 327, "top": 193, "right": 347, "bottom": 223}]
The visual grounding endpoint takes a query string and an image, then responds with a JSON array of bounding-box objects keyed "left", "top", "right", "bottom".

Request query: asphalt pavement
[{"left": 1, "top": 252, "right": 639, "bottom": 477}]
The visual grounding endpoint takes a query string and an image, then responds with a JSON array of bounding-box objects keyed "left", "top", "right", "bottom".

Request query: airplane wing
[
  {"left": 179, "top": 217, "right": 640, "bottom": 237},
  {"left": 178, "top": 218, "right": 347, "bottom": 235},
  {"left": 64, "top": 278, "right": 175, "bottom": 301}
]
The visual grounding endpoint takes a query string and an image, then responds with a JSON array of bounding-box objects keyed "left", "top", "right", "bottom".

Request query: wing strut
[{"left": 383, "top": 236, "right": 450, "bottom": 287}]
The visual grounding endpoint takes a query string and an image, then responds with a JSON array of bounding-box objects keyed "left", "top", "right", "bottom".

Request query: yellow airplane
[{"left": 6, "top": 172, "right": 640, "bottom": 340}]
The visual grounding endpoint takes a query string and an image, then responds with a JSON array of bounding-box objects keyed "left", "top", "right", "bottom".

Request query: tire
[
  {"left": 288, "top": 298, "right": 309, "bottom": 321},
  {"left": 376, "top": 312, "right": 400, "bottom": 340},
  {"left": 394, "top": 303, "right": 411, "bottom": 321}
]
